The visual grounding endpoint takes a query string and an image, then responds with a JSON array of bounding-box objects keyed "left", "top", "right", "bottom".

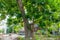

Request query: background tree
[{"left": 0, "top": 0, "right": 60, "bottom": 40}]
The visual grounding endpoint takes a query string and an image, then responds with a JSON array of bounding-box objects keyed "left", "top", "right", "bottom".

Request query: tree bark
[
  {"left": 30, "top": 21, "right": 35, "bottom": 40},
  {"left": 28, "top": 18, "right": 35, "bottom": 40},
  {"left": 17, "top": 0, "right": 30, "bottom": 40}
]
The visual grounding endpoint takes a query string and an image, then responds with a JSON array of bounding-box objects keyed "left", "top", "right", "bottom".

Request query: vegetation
[{"left": 0, "top": 0, "right": 60, "bottom": 40}]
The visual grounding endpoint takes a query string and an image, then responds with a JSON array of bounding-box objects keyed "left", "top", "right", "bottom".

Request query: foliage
[
  {"left": 0, "top": 29, "right": 4, "bottom": 33},
  {"left": 17, "top": 37, "right": 24, "bottom": 40},
  {"left": 0, "top": 0, "right": 60, "bottom": 34}
]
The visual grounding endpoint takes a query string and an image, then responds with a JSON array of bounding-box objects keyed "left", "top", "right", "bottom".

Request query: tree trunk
[
  {"left": 17, "top": 0, "right": 30, "bottom": 40},
  {"left": 30, "top": 19, "right": 35, "bottom": 40}
]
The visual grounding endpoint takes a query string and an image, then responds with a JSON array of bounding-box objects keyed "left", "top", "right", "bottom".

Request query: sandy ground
[{"left": 0, "top": 34, "right": 20, "bottom": 40}]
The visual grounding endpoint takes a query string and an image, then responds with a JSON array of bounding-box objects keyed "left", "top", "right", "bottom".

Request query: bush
[{"left": 17, "top": 37, "right": 24, "bottom": 40}]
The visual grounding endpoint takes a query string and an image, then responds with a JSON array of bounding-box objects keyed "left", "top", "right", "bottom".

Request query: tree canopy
[{"left": 0, "top": 0, "right": 60, "bottom": 32}]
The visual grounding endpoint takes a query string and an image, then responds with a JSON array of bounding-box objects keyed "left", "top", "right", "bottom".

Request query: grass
[{"left": 17, "top": 34, "right": 60, "bottom": 40}]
